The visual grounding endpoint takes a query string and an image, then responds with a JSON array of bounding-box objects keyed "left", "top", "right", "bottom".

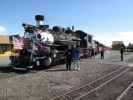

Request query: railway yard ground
[{"left": 0, "top": 50, "right": 133, "bottom": 100}]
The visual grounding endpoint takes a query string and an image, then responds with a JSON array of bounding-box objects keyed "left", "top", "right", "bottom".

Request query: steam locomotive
[
  {"left": 10, "top": 15, "right": 81, "bottom": 70},
  {"left": 10, "top": 15, "right": 105, "bottom": 70}
]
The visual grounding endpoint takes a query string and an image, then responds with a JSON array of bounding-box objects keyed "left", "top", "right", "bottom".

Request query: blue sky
[{"left": 0, "top": 0, "right": 133, "bottom": 46}]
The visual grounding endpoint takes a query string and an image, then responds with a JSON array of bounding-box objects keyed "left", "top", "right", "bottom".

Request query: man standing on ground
[
  {"left": 100, "top": 46, "right": 104, "bottom": 59},
  {"left": 91, "top": 48, "right": 95, "bottom": 59},
  {"left": 65, "top": 45, "right": 72, "bottom": 70},
  {"left": 120, "top": 47, "right": 124, "bottom": 61}
]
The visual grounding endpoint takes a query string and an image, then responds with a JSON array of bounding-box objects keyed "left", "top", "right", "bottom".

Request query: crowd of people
[
  {"left": 65, "top": 45, "right": 125, "bottom": 71},
  {"left": 64, "top": 45, "right": 106, "bottom": 71}
]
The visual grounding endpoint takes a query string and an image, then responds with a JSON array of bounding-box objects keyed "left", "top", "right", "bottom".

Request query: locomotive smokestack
[{"left": 35, "top": 15, "right": 44, "bottom": 26}]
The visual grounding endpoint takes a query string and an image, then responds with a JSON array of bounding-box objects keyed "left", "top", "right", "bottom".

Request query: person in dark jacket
[
  {"left": 91, "top": 48, "right": 95, "bottom": 59},
  {"left": 120, "top": 47, "right": 124, "bottom": 61},
  {"left": 100, "top": 46, "right": 104, "bottom": 59},
  {"left": 65, "top": 45, "right": 72, "bottom": 70}
]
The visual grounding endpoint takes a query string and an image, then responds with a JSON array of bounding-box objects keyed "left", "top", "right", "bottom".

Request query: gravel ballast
[{"left": 0, "top": 59, "right": 124, "bottom": 100}]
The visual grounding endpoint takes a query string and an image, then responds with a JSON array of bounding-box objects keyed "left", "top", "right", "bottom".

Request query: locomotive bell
[{"left": 35, "top": 15, "right": 44, "bottom": 26}]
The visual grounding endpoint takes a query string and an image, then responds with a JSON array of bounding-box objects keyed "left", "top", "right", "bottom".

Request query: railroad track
[
  {"left": 116, "top": 81, "right": 133, "bottom": 100},
  {"left": 52, "top": 66, "right": 131, "bottom": 100}
]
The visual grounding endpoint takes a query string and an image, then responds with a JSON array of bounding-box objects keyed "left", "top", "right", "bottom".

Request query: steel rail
[
  {"left": 75, "top": 67, "right": 130, "bottom": 100},
  {"left": 52, "top": 66, "right": 127, "bottom": 100},
  {"left": 116, "top": 81, "right": 133, "bottom": 100}
]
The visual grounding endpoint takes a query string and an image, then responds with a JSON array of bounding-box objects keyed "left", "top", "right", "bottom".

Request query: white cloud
[
  {"left": 93, "top": 33, "right": 113, "bottom": 47},
  {"left": 113, "top": 32, "right": 133, "bottom": 46},
  {"left": 0, "top": 26, "right": 6, "bottom": 32},
  {"left": 93, "top": 31, "right": 133, "bottom": 47},
  {"left": 0, "top": 25, "right": 8, "bottom": 35}
]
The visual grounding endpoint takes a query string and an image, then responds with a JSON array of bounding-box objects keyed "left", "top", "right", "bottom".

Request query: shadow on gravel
[
  {"left": 0, "top": 67, "right": 13, "bottom": 73},
  {"left": 111, "top": 59, "right": 121, "bottom": 62},
  {"left": 45, "top": 68, "right": 67, "bottom": 72},
  {"left": 0, "top": 60, "right": 66, "bottom": 74},
  {"left": 0, "top": 65, "right": 66, "bottom": 74},
  {"left": 13, "top": 69, "right": 30, "bottom": 74},
  {"left": 0, "top": 66, "right": 30, "bottom": 74}
]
